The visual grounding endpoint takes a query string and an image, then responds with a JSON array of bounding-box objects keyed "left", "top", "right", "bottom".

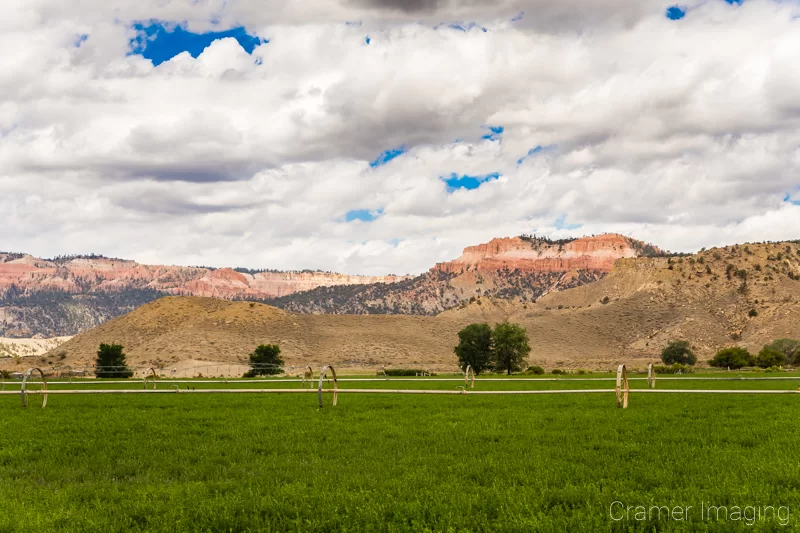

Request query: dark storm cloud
[{"left": 348, "top": 0, "right": 443, "bottom": 13}]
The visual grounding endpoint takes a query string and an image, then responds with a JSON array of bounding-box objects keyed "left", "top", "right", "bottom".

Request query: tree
[
  {"left": 244, "top": 344, "right": 284, "bottom": 377},
  {"left": 660, "top": 341, "right": 697, "bottom": 366},
  {"left": 756, "top": 347, "right": 786, "bottom": 369},
  {"left": 709, "top": 347, "right": 755, "bottom": 370},
  {"left": 493, "top": 321, "right": 531, "bottom": 375},
  {"left": 762, "top": 339, "right": 800, "bottom": 366},
  {"left": 454, "top": 323, "right": 494, "bottom": 374},
  {"left": 95, "top": 343, "right": 133, "bottom": 378}
]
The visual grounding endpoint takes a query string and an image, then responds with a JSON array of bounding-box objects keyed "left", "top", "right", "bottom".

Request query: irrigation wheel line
[
  {"left": 647, "top": 363, "right": 656, "bottom": 389},
  {"left": 7, "top": 376, "right": 800, "bottom": 387},
  {"left": 615, "top": 364, "right": 630, "bottom": 409},
  {"left": 143, "top": 368, "right": 158, "bottom": 390},
  {"left": 317, "top": 365, "right": 338, "bottom": 408},
  {"left": 20, "top": 368, "right": 47, "bottom": 408},
  {"left": 5, "top": 388, "right": 800, "bottom": 397},
  {"left": 464, "top": 365, "right": 476, "bottom": 389},
  {"left": 302, "top": 366, "right": 314, "bottom": 389}
]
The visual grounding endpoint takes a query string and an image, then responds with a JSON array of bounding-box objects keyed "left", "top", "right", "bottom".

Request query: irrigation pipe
[
  {"left": 7, "top": 376, "right": 800, "bottom": 386},
  {"left": 2, "top": 388, "right": 799, "bottom": 396}
]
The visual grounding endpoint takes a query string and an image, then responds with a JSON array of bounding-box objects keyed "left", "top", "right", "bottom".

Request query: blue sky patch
[
  {"left": 784, "top": 193, "right": 800, "bottom": 206},
  {"left": 553, "top": 215, "right": 582, "bottom": 231},
  {"left": 482, "top": 125, "right": 504, "bottom": 141},
  {"left": 345, "top": 209, "right": 383, "bottom": 222},
  {"left": 369, "top": 146, "right": 406, "bottom": 167},
  {"left": 517, "top": 145, "right": 549, "bottom": 164},
  {"left": 365, "top": 36, "right": 371, "bottom": 45},
  {"left": 666, "top": 6, "right": 686, "bottom": 20},
  {"left": 725, "top": 0, "right": 744, "bottom": 4},
  {"left": 130, "top": 22, "right": 265, "bottom": 66},
  {"left": 512, "top": 12, "right": 525, "bottom": 22},
  {"left": 75, "top": 34, "right": 89, "bottom": 47},
  {"left": 442, "top": 172, "right": 500, "bottom": 192}
]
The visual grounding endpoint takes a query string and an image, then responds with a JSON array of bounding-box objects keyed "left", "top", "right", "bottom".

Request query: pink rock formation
[
  {"left": 433, "top": 234, "right": 645, "bottom": 274},
  {"left": 0, "top": 254, "right": 406, "bottom": 300}
]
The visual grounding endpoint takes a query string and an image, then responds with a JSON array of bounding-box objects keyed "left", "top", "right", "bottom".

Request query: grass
[{"left": 1, "top": 377, "right": 799, "bottom": 532}]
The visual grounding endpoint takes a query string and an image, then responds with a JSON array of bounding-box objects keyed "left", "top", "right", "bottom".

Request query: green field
[{"left": 2, "top": 376, "right": 799, "bottom": 532}]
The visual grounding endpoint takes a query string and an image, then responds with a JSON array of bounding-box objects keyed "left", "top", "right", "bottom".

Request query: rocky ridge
[
  {"left": 0, "top": 253, "right": 404, "bottom": 337},
  {"left": 268, "top": 234, "right": 663, "bottom": 314}
]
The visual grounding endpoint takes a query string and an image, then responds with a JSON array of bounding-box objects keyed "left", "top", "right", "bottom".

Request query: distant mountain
[
  {"left": 34, "top": 240, "right": 800, "bottom": 372},
  {"left": 267, "top": 234, "right": 665, "bottom": 314},
  {"left": 0, "top": 254, "right": 404, "bottom": 338}
]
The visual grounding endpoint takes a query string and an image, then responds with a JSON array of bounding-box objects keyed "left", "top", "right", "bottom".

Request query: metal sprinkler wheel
[
  {"left": 302, "top": 366, "right": 314, "bottom": 389},
  {"left": 615, "top": 364, "right": 630, "bottom": 408},
  {"left": 143, "top": 368, "right": 158, "bottom": 390},
  {"left": 647, "top": 363, "right": 656, "bottom": 389},
  {"left": 317, "top": 365, "right": 338, "bottom": 408},
  {"left": 21, "top": 368, "right": 48, "bottom": 408},
  {"left": 464, "top": 365, "right": 476, "bottom": 389}
]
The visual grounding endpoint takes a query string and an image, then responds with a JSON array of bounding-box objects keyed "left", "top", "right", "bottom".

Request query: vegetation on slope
[
  {"left": 0, "top": 288, "right": 166, "bottom": 338},
  {"left": 266, "top": 268, "right": 604, "bottom": 315}
]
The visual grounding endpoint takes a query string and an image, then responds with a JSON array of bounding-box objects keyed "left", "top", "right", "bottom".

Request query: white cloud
[{"left": 1, "top": 0, "right": 799, "bottom": 274}]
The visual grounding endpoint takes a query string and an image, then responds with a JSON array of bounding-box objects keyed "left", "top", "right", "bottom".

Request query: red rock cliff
[
  {"left": 433, "top": 234, "right": 645, "bottom": 274},
  {"left": 0, "top": 254, "right": 406, "bottom": 300}
]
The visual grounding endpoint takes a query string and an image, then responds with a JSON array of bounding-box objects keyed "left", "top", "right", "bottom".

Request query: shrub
[
  {"left": 709, "top": 347, "right": 755, "bottom": 369},
  {"left": 525, "top": 365, "right": 545, "bottom": 375},
  {"left": 660, "top": 341, "right": 697, "bottom": 366},
  {"left": 762, "top": 339, "right": 800, "bottom": 366},
  {"left": 95, "top": 343, "right": 133, "bottom": 379},
  {"left": 551, "top": 369, "right": 567, "bottom": 375},
  {"left": 601, "top": 296, "right": 610, "bottom": 305},
  {"left": 243, "top": 344, "right": 284, "bottom": 377},
  {"left": 384, "top": 369, "right": 426, "bottom": 377},
  {"left": 748, "top": 308, "right": 758, "bottom": 318},
  {"left": 756, "top": 347, "right": 786, "bottom": 369},
  {"left": 454, "top": 323, "right": 493, "bottom": 374},
  {"left": 653, "top": 363, "right": 694, "bottom": 374}
]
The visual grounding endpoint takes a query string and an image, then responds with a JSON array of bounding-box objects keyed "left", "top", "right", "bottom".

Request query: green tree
[
  {"left": 244, "top": 344, "right": 284, "bottom": 377},
  {"left": 95, "top": 343, "right": 133, "bottom": 378},
  {"left": 762, "top": 339, "right": 800, "bottom": 366},
  {"left": 756, "top": 347, "right": 786, "bottom": 369},
  {"left": 660, "top": 340, "right": 697, "bottom": 366},
  {"left": 493, "top": 321, "right": 531, "bottom": 375},
  {"left": 454, "top": 323, "right": 494, "bottom": 374},
  {"left": 709, "top": 347, "right": 755, "bottom": 370}
]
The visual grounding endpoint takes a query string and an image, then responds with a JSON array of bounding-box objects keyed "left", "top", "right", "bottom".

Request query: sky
[{"left": 1, "top": 0, "right": 799, "bottom": 275}]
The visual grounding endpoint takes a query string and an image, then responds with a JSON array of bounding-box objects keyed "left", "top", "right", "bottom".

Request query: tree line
[{"left": 659, "top": 339, "right": 799, "bottom": 371}]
